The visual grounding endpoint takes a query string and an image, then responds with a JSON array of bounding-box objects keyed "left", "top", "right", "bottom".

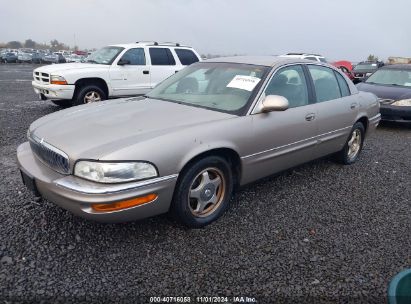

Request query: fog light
[{"left": 91, "top": 194, "right": 157, "bottom": 212}]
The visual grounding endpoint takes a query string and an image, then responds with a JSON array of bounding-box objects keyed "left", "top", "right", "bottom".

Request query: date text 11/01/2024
[{"left": 149, "top": 296, "right": 257, "bottom": 303}]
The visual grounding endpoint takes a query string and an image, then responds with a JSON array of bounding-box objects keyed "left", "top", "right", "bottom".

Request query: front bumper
[
  {"left": 380, "top": 105, "right": 411, "bottom": 121},
  {"left": 17, "top": 142, "right": 178, "bottom": 223},
  {"left": 32, "top": 81, "right": 75, "bottom": 100}
]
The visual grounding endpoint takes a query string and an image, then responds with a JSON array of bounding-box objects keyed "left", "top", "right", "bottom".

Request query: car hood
[
  {"left": 356, "top": 82, "right": 411, "bottom": 100},
  {"left": 29, "top": 98, "right": 235, "bottom": 160},
  {"left": 34, "top": 63, "right": 106, "bottom": 73}
]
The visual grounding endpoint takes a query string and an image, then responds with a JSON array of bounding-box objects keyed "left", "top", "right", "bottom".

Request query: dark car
[
  {"left": 2, "top": 52, "right": 18, "bottom": 63},
  {"left": 352, "top": 61, "right": 384, "bottom": 83},
  {"left": 356, "top": 64, "right": 411, "bottom": 121}
]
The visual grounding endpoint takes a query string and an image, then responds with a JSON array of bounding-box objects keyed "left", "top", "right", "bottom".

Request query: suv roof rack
[
  {"left": 135, "top": 41, "right": 159, "bottom": 45},
  {"left": 135, "top": 41, "right": 189, "bottom": 47}
]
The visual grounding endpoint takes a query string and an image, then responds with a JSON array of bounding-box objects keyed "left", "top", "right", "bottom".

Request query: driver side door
[
  {"left": 243, "top": 64, "right": 320, "bottom": 183},
  {"left": 109, "top": 48, "right": 151, "bottom": 96}
]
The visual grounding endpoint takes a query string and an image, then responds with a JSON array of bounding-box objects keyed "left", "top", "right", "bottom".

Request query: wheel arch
[
  {"left": 74, "top": 77, "right": 109, "bottom": 98},
  {"left": 355, "top": 116, "right": 369, "bottom": 134}
]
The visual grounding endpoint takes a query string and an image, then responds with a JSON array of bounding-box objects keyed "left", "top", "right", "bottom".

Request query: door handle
[
  {"left": 305, "top": 113, "right": 316, "bottom": 121},
  {"left": 143, "top": 70, "right": 149, "bottom": 75},
  {"left": 350, "top": 103, "right": 358, "bottom": 109}
]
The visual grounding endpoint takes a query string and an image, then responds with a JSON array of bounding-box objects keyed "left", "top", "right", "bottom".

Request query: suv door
[
  {"left": 246, "top": 64, "right": 319, "bottom": 182},
  {"left": 306, "top": 65, "right": 358, "bottom": 156},
  {"left": 109, "top": 48, "right": 151, "bottom": 96},
  {"left": 148, "top": 47, "right": 181, "bottom": 87}
]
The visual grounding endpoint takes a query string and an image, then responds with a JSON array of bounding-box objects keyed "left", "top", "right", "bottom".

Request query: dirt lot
[{"left": 0, "top": 64, "right": 410, "bottom": 303}]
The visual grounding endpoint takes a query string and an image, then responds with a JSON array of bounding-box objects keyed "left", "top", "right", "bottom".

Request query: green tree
[{"left": 367, "top": 54, "right": 378, "bottom": 62}]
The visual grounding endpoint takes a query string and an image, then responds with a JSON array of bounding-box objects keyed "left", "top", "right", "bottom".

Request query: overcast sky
[{"left": 0, "top": 0, "right": 409, "bottom": 61}]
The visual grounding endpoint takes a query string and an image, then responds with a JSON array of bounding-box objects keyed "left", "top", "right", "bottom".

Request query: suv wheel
[
  {"left": 74, "top": 85, "right": 106, "bottom": 106},
  {"left": 336, "top": 122, "right": 365, "bottom": 165},
  {"left": 172, "top": 156, "right": 233, "bottom": 228}
]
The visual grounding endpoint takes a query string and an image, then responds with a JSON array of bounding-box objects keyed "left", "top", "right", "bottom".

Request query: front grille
[
  {"left": 33, "top": 71, "right": 50, "bottom": 84},
  {"left": 29, "top": 134, "right": 70, "bottom": 174}
]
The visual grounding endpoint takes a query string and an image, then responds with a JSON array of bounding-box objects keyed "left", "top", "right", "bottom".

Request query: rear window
[
  {"left": 149, "top": 48, "right": 176, "bottom": 65},
  {"left": 175, "top": 49, "right": 199, "bottom": 65}
]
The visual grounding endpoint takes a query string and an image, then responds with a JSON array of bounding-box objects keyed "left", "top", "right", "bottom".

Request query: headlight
[
  {"left": 74, "top": 161, "right": 158, "bottom": 183},
  {"left": 50, "top": 75, "right": 68, "bottom": 85},
  {"left": 391, "top": 99, "right": 411, "bottom": 107}
]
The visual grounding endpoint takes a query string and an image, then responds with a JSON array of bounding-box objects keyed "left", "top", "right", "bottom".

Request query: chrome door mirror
[{"left": 261, "top": 95, "right": 289, "bottom": 112}]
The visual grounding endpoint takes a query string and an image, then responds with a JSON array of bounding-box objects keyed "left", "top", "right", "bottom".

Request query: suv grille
[
  {"left": 33, "top": 71, "right": 50, "bottom": 84},
  {"left": 29, "top": 134, "right": 70, "bottom": 174}
]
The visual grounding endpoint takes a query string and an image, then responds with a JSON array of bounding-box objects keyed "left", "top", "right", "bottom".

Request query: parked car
[
  {"left": 356, "top": 64, "right": 411, "bottom": 121},
  {"left": 280, "top": 53, "right": 327, "bottom": 63},
  {"left": 332, "top": 60, "right": 355, "bottom": 81},
  {"left": 352, "top": 61, "right": 384, "bottom": 83},
  {"left": 42, "top": 53, "right": 66, "bottom": 64},
  {"left": 31, "top": 52, "right": 44, "bottom": 64},
  {"left": 31, "top": 41, "right": 201, "bottom": 107},
  {"left": 18, "top": 56, "right": 380, "bottom": 227},
  {"left": 2, "top": 52, "right": 18, "bottom": 63},
  {"left": 17, "top": 52, "right": 33, "bottom": 63}
]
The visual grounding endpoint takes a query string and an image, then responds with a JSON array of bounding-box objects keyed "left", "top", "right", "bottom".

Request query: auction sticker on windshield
[{"left": 227, "top": 75, "right": 261, "bottom": 91}]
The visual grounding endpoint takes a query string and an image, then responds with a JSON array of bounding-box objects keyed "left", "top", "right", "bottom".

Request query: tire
[
  {"left": 73, "top": 85, "right": 106, "bottom": 106},
  {"left": 171, "top": 156, "right": 234, "bottom": 228},
  {"left": 51, "top": 99, "right": 73, "bottom": 108},
  {"left": 335, "top": 122, "right": 365, "bottom": 165}
]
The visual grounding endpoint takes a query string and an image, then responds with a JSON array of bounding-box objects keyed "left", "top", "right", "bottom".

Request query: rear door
[
  {"left": 109, "top": 48, "right": 151, "bottom": 96},
  {"left": 306, "top": 65, "right": 358, "bottom": 156},
  {"left": 148, "top": 47, "right": 181, "bottom": 88},
  {"left": 245, "top": 64, "right": 319, "bottom": 182}
]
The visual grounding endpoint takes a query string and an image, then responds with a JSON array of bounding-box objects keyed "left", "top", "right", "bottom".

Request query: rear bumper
[
  {"left": 380, "top": 105, "right": 411, "bottom": 121},
  {"left": 32, "top": 81, "right": 75, "bottom": 100},
  {"left": 17, "top": 142, "right": 178, "bottom": 223}
]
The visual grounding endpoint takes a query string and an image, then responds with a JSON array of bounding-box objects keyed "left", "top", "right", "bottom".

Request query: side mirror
[
  {"left": 261, "top": 95, "right": 289, "bottom": 112},
  {"left": 117, "top": 58, "right": 130, "bottom": 66}
]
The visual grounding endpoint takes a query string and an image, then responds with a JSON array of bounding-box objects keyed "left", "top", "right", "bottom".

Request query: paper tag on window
[{"left": 227, "top": 75, "right": 261, "bottom": 91}]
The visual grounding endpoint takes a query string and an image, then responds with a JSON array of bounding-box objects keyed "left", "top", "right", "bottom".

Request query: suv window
[
  {"left": 334, "top": 71, "right": 351, "bottom": 97},
  {"left": 308, "top": 65, "right": 341, "bottom": 102},
  {"left": 120, "top": 48, "right": 145, "bottom": 65},
  {"left": 175, "top": 48, "right": 199, "bottom": 65},
  {"left": 149, "top": 48, "right": 176, "bottom": 65},
  {"left": 305, "top": 57, "right": 318, "bottom": 61},
  {"left": 264, "top": 65, "right": 309, "bottom": 108}
]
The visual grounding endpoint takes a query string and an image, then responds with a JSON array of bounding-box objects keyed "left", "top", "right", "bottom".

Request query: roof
[
  {"left": 109, "top": 41, "right": 192, "bottom": 48},
  {"left": 204, "top": 55, "right": 318, "bottom": 67},
  {"left": 382, "top": 64, "right": 411, "bottom": 70}
]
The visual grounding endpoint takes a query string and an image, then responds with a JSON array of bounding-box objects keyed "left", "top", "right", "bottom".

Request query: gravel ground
[{"left": 0, "top": 64, "right": 410, "bottom": 303}]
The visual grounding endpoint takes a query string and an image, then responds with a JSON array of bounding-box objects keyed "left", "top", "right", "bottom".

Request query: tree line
[{"left": 0, "top": 39, "right": 88, "bottom": 52}]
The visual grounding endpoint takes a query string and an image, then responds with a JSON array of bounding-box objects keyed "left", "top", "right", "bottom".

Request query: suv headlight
[
  {"left": 74, "top": 161, "right": 158, "bottom": 183},
  {"left": 50, "top": 75, "right": 68, "bottom": 85},
  {"left": 391, "top": 99, "right": 411, "bottom": 107}
]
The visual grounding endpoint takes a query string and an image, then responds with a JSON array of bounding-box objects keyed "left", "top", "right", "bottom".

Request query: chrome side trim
[
  {"left": 55, "top": 174, "right": 179, "bottom": 195},
  {"left": 369, "top": 113, "right": 381, "bottom": 123},
  {"left": 241, "top": 126, "right": 351, "bottom": 159}
]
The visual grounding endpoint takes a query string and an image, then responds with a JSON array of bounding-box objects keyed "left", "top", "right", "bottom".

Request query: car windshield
[
  {"left": 146, "top": 62, "right": 270, "bottom": 115},
  {"left": 86, "top": 46, "right": 124, "bottom": 65},
  {"left": 365, "top": 69, "right": 411, "bottom": 86},
  {"left": 353, "top": 63, "right": 378, "bottom": 71}
]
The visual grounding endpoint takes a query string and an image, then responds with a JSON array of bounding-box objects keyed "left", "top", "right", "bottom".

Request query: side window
[
  {"left": 305, "top": 56, "right": 318, "bottom": 62},
  {"left": 264, "top": 65, "right": 309, "bottom": 108},
  {"left": 308, "top": 65, "right": 341, "bottom": 102},
  {"left": 149, "top": 48, "right": 176, "bottom": 65},
  {"left": 175, "top": 49, "right": 199, "bottom": 65},
  {"left": 334, "top": 71, "right": 351, "bottom": 97},
  {"left": 120, "top": 48, "right": 145, "bottom": 65}
]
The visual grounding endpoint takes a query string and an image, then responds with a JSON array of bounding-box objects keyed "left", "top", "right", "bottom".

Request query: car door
[
  {"left": 243, "top": 64, "right": 319, "bottom": 183},
  {"left": 148, "top": 47, "right": 181, "bottom": 88},
  {"left": 306, "top": 65, "right": 358, "bottom": 156},
  {"left": 109, "top": 48, "right": 151, "bottom": 96}
]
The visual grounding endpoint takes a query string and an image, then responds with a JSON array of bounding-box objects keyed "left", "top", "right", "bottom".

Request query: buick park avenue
[{"left": 18, "top": 56, "right": 381, "bottom": 227}]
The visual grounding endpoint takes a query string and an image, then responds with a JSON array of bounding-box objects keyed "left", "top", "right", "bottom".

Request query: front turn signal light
[
  {"left": 50, "top": 75, "right": 68, "bottom": 85},
  {"left": 91, "top": 194, "right": 158, "bottom": 212}
]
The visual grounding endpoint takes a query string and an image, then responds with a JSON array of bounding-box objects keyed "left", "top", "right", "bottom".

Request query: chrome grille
[
  {"left": 29, "top": 134, "right": 70, "bottom": 174},
  {"left": 33, "top": 71, "right": 50, "bottom": 84}
]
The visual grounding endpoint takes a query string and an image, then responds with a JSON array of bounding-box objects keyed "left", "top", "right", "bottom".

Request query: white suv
[
  {"left": 32, "top": 42, "right": 201, "bottom": 107},
  {"left": 280, "top": 53, "right": 327, "bottom": 63}
]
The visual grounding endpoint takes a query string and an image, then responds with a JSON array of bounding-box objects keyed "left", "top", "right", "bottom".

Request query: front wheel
[
  {"left": 171, "top": 156, "right": 234, "bottom": 228},
  {"left": 335, "top": 122, "right": 365, "bottom": 165},
  {"left": 73, "top": 85, "right": 106, "bottom": 106}
]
